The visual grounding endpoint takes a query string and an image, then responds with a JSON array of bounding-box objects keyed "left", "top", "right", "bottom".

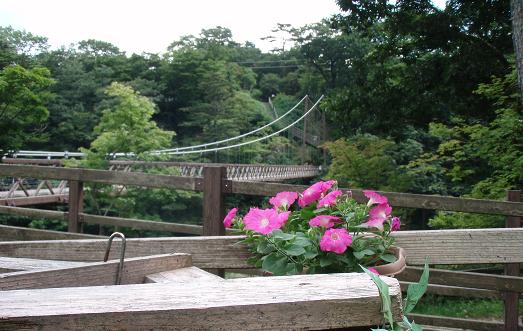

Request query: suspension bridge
[{"left": 0, "top": 95, "right": 326, "bottom": 206}]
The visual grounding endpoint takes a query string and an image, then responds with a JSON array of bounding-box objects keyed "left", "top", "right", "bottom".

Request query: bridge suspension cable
[
  {"left": 156, "top": 95, "right": 307, "bottom": 153},
  {"left": 156, "top": 95, "right": 324, "bottom": 155}
]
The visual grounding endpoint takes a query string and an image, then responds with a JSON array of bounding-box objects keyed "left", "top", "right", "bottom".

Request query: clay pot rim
[{"left": 369, "top": 246, "right": 406, "bottom": 277}]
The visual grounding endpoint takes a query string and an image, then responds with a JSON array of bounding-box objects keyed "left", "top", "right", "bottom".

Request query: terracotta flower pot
[{"left": 370, "top": 246, "right": 406, "bottom": 277}]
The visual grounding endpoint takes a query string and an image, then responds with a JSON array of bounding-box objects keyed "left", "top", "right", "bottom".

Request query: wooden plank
[
  {"left": 0, "top": 164, "right": 201, "bottom": 190},
  {"left": 399, "top": 281, "right": 502, "bottom": 299},
  {"left": 0, "top": 253, "right": 192, "bottom": 290},
  {"left": 145, "top": 266, "right": 224, "bottom": 284},
  {"left": 67, "top": 180, "right": 83, "bottom": 232},
  {"left": 2, "top": 229, "right": 523, "bottom": 267},
  {"left": 407, "top": 314, "right": 504, "bottom": 331},
  {"left": 0, "top": 205, "right": 66, "bottom": 220},
  {"left": 398, "top": 266, "right": 523, "bottom": 292},
  {"left": 0, "top": 273, "right": 402, "bottom": 330},
  {"left": 228, "top": 181, "right": 523, "bottom": 217},
  {"left": 393, "top": 228, "right": 523, "bottom": 265},
  {"left": 0, "top": 224, "right": 103, "bottom": 241},
  {"left": 80, "top": 213, "right": 203, "bottom": 235},
  {"left": 0, "top": 236, "right": 252, "bottom": 267},
  {"left": 0, "top": 194, "right": 68, "bottom": 206},
  {"left": 202, "top": 166, "right": 226, "bottom": 236},
  {"left": 0, "top": 257, "right": 87, "bottom": 272}
]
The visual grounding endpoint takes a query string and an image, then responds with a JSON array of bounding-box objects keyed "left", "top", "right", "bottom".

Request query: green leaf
[
  {"left": 320, "top": 255, "right": 335, "bottom": 267},
  {"left": 403, "top": 262, "right": 430, "bottom": 314},
  {"left": 256, "top": 240, "right": 275, "bottom": 254},
  {"left": 354, "top": 249, "right": 374, "bottom": 260},
  {"left": 271, "top": 229, "right": 295, "bottom": 241},
  {"left": 284, "top": 244, "right": 306, "bottom": 256},
  {"left": 361, "top": 265, "right": 394, "bottom": 327},
  {"left": 261, "top": 253, "right": 288, "bottom": 275},
  {"left": 381, "top": 254, "right": 397, "bottom": 263},
  {"left": 303, "top": 247, "right": 318, "bottom": 259},
  {"left": 401, "top": 316, "right": 423, "bottom": 331},
  {"left": 294, "top": 236, "right": 313, "bottom": 247}
]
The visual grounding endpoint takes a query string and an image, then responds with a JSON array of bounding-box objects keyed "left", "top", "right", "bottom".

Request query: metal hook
[{"left": 103, "top": 232, "right": 126, "bottom": 285}]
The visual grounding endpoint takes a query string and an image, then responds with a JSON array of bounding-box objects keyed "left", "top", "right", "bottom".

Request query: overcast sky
[{"left": 0, "top": 0, "right": 446, "bottom": 55}]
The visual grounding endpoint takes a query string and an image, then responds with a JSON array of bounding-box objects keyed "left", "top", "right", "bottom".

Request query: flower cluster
[{"left": 224, "top": 180, "right": 401, "bottom": 276}]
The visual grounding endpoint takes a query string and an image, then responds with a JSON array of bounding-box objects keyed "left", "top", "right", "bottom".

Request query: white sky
[{"left": 0, "top": 0, "right": 447, "bottom": 55}]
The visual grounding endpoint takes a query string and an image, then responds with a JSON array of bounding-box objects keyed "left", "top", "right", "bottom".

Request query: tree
[
  {"left": 511, "top": 0, "right": 523, "bottom": 105},
  {"left": 0, "top": 65, "right": 54, "bottom": 155},
  {"left": 81, "top": 82, "right": 174, "bottom": 168}
]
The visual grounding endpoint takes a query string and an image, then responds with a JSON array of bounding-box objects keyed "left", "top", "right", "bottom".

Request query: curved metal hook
[{"left": 104, "top": 232, "right": 126, "bottom": 285}]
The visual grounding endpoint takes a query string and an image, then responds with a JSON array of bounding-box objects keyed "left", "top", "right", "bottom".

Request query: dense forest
[{"left": 1, "top": 0, "right": 522, "bottom": 230}]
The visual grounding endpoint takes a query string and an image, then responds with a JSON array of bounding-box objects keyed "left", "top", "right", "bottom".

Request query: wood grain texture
[
  {"left": 228, "top": 181, "right": 523, "bottom": 216},
  {"left": 0, "top": 224, "right": 103, "bottom": 241},
  {"left": 398, "top": 266, "right": 523, "bottom": 292},
  {"left": 2, "top": 229, "right": 523, "bottom": 267},
  {"left": 67, "top": 180, "right": 83, "bottom": 233},
  {"left": 0, "top": 273, "right": 402, "bottom": 330},
  {"left": 0, "top": 205, "right": 66, "bottom": 220},
  {"left": 0, "top": 253, "right": 192, "bottom": 290},
  {"left": 399, "top": 281, "right": 501, "bottom": 299},
  {"left": 0, "top": 194, "right": 68, "bottom": 206},
  {"left": 0, "top": 256, "right": 87, "bottom": 272},
  {"left": 407, "top": 313, "right": 504, "bottom": 331},
  {"left": 81, "top": 213, "right": 204, "bottom": 235},
  {"left": 145, "top": 266, "right": 224, "bottom": 284},
  {"left": 0, "top": 164, "right": 200, "bottom": 190},
  {"left": 203, "top": 166, "right": 226, "bottom": 236},
  {"left": 393, "top": 228, "right": 523, "bottom": 265}
]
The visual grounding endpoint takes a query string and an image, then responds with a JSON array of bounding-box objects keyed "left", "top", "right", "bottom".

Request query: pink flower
[
  {"left": 243, "top": 208, "right": 289, "bottom": 235},
  {"left": 319, "top": 228, "right": 353, "bottom": 254},
  {"left": 363, "top": 190, "right": 388, "bottom": 207},
  {"left": 309, "top": 215, "right": 342, "bottom": 228},
  {"left": 362, "top": 203, "right": 392, "bottom": 230},
  {"left": 368, "top": 267, "right": 380, "bottom": 275},
  {"left": 317, "top": 190, "right": 343, "bottom": 208},
  {"left": 269, "top": 191, "right": 298, "bottom": 210},
  {"left": 298, "top": 180, "right": 337, "bottom": 207},
  {"left": 223, "top": 208, "right": 237, "bottom": 228},
  {"left": 391, "top": 216, "right": 401, "bottom": 231}
]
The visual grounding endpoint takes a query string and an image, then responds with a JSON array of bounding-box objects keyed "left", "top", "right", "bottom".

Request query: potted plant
[{"left": 224, "top": 180, "right": 406, "bottom": 276}]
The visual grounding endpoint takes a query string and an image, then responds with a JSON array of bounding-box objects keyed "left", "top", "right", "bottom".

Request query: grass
[{"left": 411, "top": 295, "right": 523, "bottom": 320}]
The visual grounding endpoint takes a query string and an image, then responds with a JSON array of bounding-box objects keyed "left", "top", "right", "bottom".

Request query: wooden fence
[{"left": 0, "top": 163, "right": 522, "bottom": 330}]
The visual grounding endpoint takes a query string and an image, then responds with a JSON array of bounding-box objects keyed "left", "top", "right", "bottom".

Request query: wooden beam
[
  {"left": 0, "top": 253, "right": 192, "bottom": 290},
  {"left": 202, "top": 166, "right": 226, "bottom": 236},
  {"left": 0, "top": 224, "right": 103, "bottom": 241},
  {"left": 67, "top": 180, "right": 83, "bottom": 232},
  {"left": 407, "top": 314, "right": 504, "bottom": 331},
  {"left": 0, "top": 257, "right": 87, "bottom": 272},
  {"left": 80, "top": 213, "right": 203, "bottom": 235},
  {"left": 0, "top": 164, "right": 202, "bottom": 190},
  {"left": 145, "top": 266, "right": 224, "bottom": 284},
  {"left": 0, "top": 273, "right": 402, "bottom": 330},
  {"left": 504, "top": 190, "right": 521, "bottom": 331},
  {"left": 0, "top": 205, "right": 66, "bottom": 220},
  {"left": 399, "top": 281, "right": 502, "bottom": 299},
  {"left": 398, "top": 266, "right": 523, "bottom": 292},
  {"left": 228, "top": 181, "right": 523, "bottom": 217},
  {"left": 393, "top": 228, "right": 523, "bottom": 265},
  {"left": 2, "top": 229, "right": 523, "bottom": 267}
]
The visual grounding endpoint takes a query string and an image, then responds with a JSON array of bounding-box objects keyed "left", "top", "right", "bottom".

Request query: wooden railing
[{"left": 0, "top": 163, "right": 522, "bottom": 330}]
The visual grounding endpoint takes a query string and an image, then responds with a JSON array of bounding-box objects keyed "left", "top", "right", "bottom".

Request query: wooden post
[
  {"left": 202, "top": 167, "right": 226, "bottom": 236},
  {"left": 67, "top": 181, "right": 83, "bottom": 233},
  {"left": 504, "top": 190, "right": 521, "bottom": 331},
  {"left": 202, "top": 167, "right": 226, "bottom": 277}
]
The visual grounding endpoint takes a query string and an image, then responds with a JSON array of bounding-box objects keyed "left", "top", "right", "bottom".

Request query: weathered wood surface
[
  {"left": 398, "top": 266, "right": 523, "bottom": 292},
  {"left": 0, "top": 253, "right": 191, "bottom": 290},
  {"left": 0, "top": 236, "right": 252, "bottom": 267},
  {"left": 1, "top": 229, "right": 523, "bottom": 267},
  {"left": 0, "top": 256, "right": 87, "bottom": 273},
  {"left": 504, "top": 190, "right": 521, "bottom": 331},
  {"left": 68, "top": 180, "right": 83, "bottom": 232},
  {"left": 0, "top": 273, "right": 402, "bottom": 330},
  {"left": 145, "top": 266, "right": 224, "bottom": 284},
  {"left": 228, "top": 181, "right": 523, "bottom": 217},
  {"left": 393, "top": 228, "right": 523, "bottom": 265},
  {"left": 81, "top": 213, "right": 204, "bottom": 235},
  {"left": 0, "top": 164, "right": 201, "bottom": 190},
  {"left": 0, "top": 205, "right": 66, "bottom": 220},
  {"left": 0, "top": 194, "right": 68, "bottom": 206},
  {"left": 203, "top": 166, "right": 225, "bottom": 236},
  {"left": 399, "top": 281, "right": 502, "bottom": 299},
  {"left": 407, "top": 313, "right": 505, "bottom": 331},
  {"left": 0, "top": 224, "right": 103, "bottom": 241}
]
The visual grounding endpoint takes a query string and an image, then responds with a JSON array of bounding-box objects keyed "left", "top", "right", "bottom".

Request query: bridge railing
[{"left": 0, "top": 163, "right": 523, "bottom": 330}]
